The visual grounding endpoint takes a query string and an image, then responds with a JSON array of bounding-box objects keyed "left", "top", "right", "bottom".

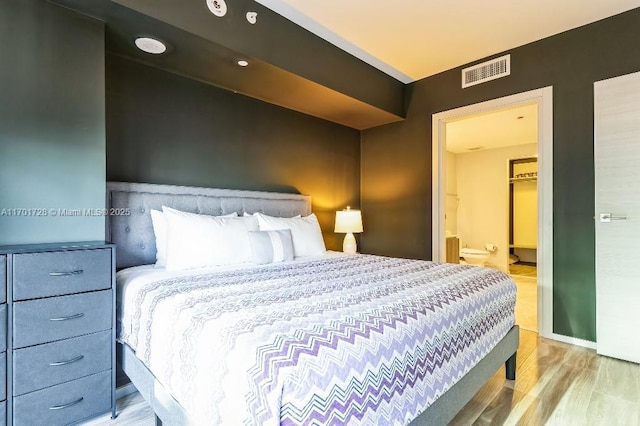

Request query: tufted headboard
[{"left": 106, "top": 182, "right": 312, "bottom": 269}]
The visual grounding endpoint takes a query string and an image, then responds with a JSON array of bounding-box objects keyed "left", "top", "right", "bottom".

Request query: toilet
[{"left": 460, "top": 247, "right": 490, "bottom": 266}]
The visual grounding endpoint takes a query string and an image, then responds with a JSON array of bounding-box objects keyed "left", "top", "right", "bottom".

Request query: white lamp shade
[{"left": 334, "top": 208, "right": 363, "bottom": 233}]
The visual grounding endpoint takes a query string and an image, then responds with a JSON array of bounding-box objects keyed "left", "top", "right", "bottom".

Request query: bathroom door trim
[{"left": 431, "top": 87, "right": 556, "bottom": 341}]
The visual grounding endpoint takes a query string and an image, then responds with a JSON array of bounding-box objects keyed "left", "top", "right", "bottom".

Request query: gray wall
[
  {"left": 0, "top": 0, "right": 106, "bottom": 245},
  {"left": 106, "top": 55, "right": 361, "bottom": 251},
  {"left": 361, "top": 8, "right": 640, "bottom": 342}
]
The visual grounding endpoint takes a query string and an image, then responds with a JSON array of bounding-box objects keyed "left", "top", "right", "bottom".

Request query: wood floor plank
[
  {"left": 471, "top": 386, "right": 537, "bottom": 425},
  {"left": 518, "top": 363, "right": 596, "bottom": 426},
  {"left": 512, "top": 276, "right": 537, "bottom": 332},
  {"left": 562, "top": 347, "right": 601, "bottom": 372},
  {"left": 509, "top": 264, "right": 537, "bottom": 278},
  {"left": 449, "top": 371, "right": 507, "bottom": 425},
  {"left": 452, "top": 334, "right": 640, "bottom": 426},
  {"left": 593, "top": 355, "right": 640, "bottom": 403},
  {"left": 81, "top": 392, "right": 155, "bottom": 425},
  {"left": 505, "top": 341, "right": 567, "bottom": 397},
  {"left": 584, "top": 391, "right": 640, "bottom": 426},
  {"left": 514, "top": 329, "right": 539, "bottom": 369},
  {"left": 524, "top": 363, "right": 575, "bottom": 422},
  {"left": 544, "top": 365, "right": 597, "bottom": 426}
]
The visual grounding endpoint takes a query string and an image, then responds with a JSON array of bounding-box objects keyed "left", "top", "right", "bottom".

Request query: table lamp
[{"left": 334, "top": 206, "right": 363, "bottom": 254}]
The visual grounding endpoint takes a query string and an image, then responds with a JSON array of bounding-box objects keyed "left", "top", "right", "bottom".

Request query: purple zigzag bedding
[{"left": 117, "top": 254, "right": 516, "bottom": 425}]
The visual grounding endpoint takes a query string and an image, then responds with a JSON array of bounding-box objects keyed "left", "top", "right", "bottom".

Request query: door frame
[{"left": 431, "top": 87, "right": 554, "bottom": 340}]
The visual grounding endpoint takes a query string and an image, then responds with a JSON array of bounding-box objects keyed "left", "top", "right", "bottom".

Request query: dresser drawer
[
  {"left": 0, "top": 352, "right": 5, "bottom": 401},
  {"left": 0, "top": 256, "right": 6, "bottom": 303},
  {"left": 13, "top": 290, "right": 112, "bottom": 349},
  {"left": 13, "top": 249, "right": 111, "bottom": 300},
  {"left": 13, "top": 370, "right": 111, "bottom": 426},
  {"left": 13, "top": 330, "right": 111, "bottom": 396},
  {"left": 0, "top": 305, "right": 5, "bottom": 353}
]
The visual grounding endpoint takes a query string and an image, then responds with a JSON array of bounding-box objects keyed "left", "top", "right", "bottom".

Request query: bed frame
[{"left": 106, "top": 181, "right": 518, "bottom": 425}]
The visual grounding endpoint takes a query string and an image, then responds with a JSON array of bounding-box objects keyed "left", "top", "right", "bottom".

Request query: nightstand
[{"left": 0, "top": 242, "right": 115, "bottom": 426}]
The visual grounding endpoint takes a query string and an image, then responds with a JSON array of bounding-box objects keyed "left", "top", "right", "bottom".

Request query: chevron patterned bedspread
[{"left": 117, "top": 254, "right": 516, "bottom": 425}]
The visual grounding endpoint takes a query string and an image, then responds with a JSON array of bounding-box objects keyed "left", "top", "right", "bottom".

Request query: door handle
[{"left": 599, "top": 213, "right": 628, "bottom": 223}]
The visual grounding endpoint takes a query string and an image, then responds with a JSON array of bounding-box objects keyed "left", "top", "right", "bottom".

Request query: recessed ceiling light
[
  {"left": 246, "top": 11, "right": 257, "bottom": 24},
  {"left": 134, "top": 37, "right": 166, "bottom": 54},
  {"left": 237, "top": 60, "right": 249, "bottom": 67},
  {"left": 206, "top": 0, "right": 227, "bottom": 17}
]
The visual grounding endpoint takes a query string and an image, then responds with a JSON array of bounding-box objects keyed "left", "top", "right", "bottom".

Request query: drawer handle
[
  {"left": 49, "top": 355, "right": 84, "bottom": 366},
  {"left": 49, "top": 269, "right": 84, "bottom": 277},
  {"left": 49, "top": 397, "right": 84, "bottom": 410},
  {"left": 49, "top": 313, "right": 85, "bottom": 321}
]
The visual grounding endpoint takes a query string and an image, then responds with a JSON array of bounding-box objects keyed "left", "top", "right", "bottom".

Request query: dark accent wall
[
  {"left": 0, "top": 0, "right": 106, "bottom": 244},
  {"left": 50, "top": 0, "right": 404, "bottom": 130},
  {"left": 110, "top": 0, "right": 405, "bottom": 116},
  {"left": 106, "top": 55, "right": 361, "bottom": 251},
  {"left": 361, "top": 8, "right": 640, "bottom": 342}
]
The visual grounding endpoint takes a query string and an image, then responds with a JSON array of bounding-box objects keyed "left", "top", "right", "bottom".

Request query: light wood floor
[
  {"left": 82, "top": 391, "right": 154, "bottom": 426},
  {"left": 451, "top": 330, "right": 640, "bottom": 425},
  {"left": 509, "top": 263, "right": 537, "bottom": 278},
  {"left": 512, "top": 275, "right": 537, "bottom": 333},
  {"left": 84, "top": 330, "right": 640, "bottom": 425}
]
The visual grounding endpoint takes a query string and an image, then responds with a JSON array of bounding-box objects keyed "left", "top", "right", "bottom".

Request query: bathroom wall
[
  {"left": 455, "top": 143, "right": 537, "bottom": 271},
  {"left": 445, "top": 151, "right": 458, "bottom": 235}
]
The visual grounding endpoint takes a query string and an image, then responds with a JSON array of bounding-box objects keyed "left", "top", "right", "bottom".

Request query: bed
[{"left": 107, "top": 182, "right": 519, "bottom": 425}]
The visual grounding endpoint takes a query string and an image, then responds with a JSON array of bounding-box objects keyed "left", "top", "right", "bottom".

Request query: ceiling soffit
[{"left": 51, "top": 0, "right": 405, "bottom": 129}]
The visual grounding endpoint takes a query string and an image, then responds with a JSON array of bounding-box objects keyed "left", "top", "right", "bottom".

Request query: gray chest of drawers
[{"left": 0, "top": 242, "right": 116, "bottom": 426}]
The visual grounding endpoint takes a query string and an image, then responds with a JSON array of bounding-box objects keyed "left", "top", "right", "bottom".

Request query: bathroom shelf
[
  {"left": 509, "top": 177, "right": 537, "bottom": 183},
  {"left": 509, "top": 244, "right": 537, "bottom": 249}
]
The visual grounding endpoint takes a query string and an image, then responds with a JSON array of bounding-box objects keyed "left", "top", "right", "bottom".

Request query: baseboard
[
  {"left": 116, "top": 382, "right": 138, "bottom": 400},
  {"left": 548, "top": 332, "right": 597, "bottom": 350}
]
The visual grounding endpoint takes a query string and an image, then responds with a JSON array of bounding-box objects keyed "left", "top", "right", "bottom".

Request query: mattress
[{"left": 117, "top": 253, "right": 516, "bottom": 425}]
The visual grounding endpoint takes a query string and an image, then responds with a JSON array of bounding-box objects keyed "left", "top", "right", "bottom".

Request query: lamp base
[{"left": 343, "top": 232, "right": 357, "bottom": 254}]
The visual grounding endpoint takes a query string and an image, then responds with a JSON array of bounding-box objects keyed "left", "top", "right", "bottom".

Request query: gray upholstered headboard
[{"left": 106, "top": 182, "right": 312, "bottom": 269}]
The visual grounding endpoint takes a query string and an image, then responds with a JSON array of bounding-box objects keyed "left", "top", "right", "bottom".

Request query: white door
[{"left": 594, "top": 71, "right": 640, "bottom": 363}]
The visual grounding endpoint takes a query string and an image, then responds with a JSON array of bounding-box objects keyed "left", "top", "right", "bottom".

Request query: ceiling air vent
[{"left": 462, "top": 54, "right": 510, "bottom": 88}]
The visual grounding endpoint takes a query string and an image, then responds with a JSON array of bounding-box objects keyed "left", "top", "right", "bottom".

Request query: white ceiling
[
  {"left": 256, "top": 0, "right": 640, "bottom": 82},
  {"left": 445, "top": 104, "right": 538, "bottom": 153}
]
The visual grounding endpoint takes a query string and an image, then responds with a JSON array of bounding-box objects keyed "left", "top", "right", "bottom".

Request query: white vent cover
[{"left": 462, "top": 54, "right": 510, "bottom": 88}]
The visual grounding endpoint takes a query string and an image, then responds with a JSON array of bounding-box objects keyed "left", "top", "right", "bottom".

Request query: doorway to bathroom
[{"left": 431, "top": 87, "right": 553, "bottom": 339}]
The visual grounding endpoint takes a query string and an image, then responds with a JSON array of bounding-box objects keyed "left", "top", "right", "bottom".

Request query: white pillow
[
  {"left": 150, "top": 209, "right": 169, "bottom": 267},
  {"left": 244, "top": 211, "right": 300, "bottom": 218},
  {"left": 158, "top": 207, "right": 250, "bottom": 270},
  {"left": 254, "top": 212, "right": 326, "bottom": 258},
  {"left": 248, "top": 230, "right": 294, "bottom": 264},
  {"left": 150, "top": 209, "right": 238, "bottom": 267}
]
